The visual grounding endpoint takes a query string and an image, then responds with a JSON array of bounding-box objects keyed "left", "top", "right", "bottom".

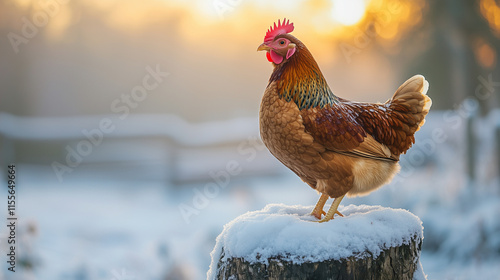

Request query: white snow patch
[
  {"left": 413, "top": 259, "right": 428, "bottom": 280},
  {"left": 207, "top": 203, "right": 423, "bottom": 280}
]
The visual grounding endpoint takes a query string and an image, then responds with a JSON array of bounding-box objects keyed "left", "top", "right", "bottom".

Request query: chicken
[{"left": 257, "top": 19, "right": 432, "bottom": 223}]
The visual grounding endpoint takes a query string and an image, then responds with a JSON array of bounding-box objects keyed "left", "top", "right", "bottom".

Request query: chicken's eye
[{"left": 279, "top": 40, "right": 285, "bottom": 45}]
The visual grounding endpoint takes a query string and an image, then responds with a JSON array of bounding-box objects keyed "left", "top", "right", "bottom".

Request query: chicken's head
[{"left": 257, "top": 18, "right": 297, "bottom": 65}]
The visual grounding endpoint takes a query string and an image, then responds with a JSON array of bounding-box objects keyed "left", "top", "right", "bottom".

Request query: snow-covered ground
[
  {"left": 1, "top": 167, "right": 499, "bottom": 280},
  {"left": 0, "top": 109, "right": 499, "bottom": 279}
]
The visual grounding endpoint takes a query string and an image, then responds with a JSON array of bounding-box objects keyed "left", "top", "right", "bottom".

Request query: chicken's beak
[{"left": 257, "top": 43, "right": 271, "bottom": 52}]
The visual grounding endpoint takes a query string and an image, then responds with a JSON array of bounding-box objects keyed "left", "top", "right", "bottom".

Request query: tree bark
[{"left": 216, "top": 234, "right": 422, "bottom": 280}]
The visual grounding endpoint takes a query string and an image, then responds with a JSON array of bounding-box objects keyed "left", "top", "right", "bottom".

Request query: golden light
[
  {"left": 331, "top": 0, "right": 367, "bottom": 26},
  {"left": 8, "top": 0, "right": 428, "bottom": 54},
  {"left": 480, "top": 0, "right": 500, "bottom": 35},
  {"left": 360, "top": 0, "right": 426, "bottom": 46},
  {"left": 474, "top": 40, "right": 497, "bottom": 69}
]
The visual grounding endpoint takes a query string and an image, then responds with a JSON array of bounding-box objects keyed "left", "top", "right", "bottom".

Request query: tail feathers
[{"left": 388, "top": 75, "right": 432, "bottom": 132}]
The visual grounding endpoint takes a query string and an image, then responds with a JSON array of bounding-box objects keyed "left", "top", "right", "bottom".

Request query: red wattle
[
  {"left": 266, "top": 51, "right": 273, "bottom": 62},
  {"left": 270, "top": 50, "right": 283, "bottom": 64}
]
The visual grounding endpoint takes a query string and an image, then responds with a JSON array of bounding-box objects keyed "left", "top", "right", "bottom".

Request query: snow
[
  {"left": 0, "top": 112, "right": 257, "bottom": 146},
  {"left": 413, "top": 261, "right": 428, "bottom": 280},
  {"left": 1, "top": 109, "right": 500, "bottom": 279},
  {"left": 420, "top": 252, "right": 500, "bottom": 280},
  {"left": 207, "top": 204, "right": 423, "bottom": 280}
]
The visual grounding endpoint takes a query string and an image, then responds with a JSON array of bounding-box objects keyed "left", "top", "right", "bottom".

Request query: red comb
[{"left": 264, "top": 18, "right": 294, "bottom": 42}]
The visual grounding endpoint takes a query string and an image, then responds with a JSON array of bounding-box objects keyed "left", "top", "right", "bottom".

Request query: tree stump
[{"left": 208, "top": 204, "right": 425, "bottom": 280}]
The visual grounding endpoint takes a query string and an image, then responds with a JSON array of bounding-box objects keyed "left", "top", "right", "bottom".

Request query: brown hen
[{"left": 257, "top": 19, "right": 432, "bottom": 222}]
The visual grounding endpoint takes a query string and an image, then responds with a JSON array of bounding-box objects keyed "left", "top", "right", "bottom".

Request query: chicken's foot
[
  {"left": 310, "top": 193, "right": 328, "bottom": 219},
  {"left": 316, "top": 194, "right": 345, "bottom": 223}
]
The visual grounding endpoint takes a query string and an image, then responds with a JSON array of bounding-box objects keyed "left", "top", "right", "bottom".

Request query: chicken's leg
[
  {"left": 310, "top": 193, "right": 328, "bottom": 219},
  {"left": 316, "top": 194, "right": 345, "bottom": 223}
]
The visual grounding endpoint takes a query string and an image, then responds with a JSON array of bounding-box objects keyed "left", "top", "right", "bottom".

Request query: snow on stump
[{"left": 208, "top": 204, "right": 425, "bottom": 280}]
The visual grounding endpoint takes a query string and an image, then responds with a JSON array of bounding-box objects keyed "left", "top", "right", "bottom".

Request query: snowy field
[{"left": 0, "top": 109, "right": 500, "bottom": 279}]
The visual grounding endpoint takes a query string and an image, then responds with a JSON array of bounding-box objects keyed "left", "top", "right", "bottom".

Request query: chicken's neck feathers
[{"left": 268, "top": 44, "right": 338, "bottom": 110}]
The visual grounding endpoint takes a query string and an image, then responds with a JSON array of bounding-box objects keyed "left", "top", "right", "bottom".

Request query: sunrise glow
[{"left": 331, "top": 0, "right": 367, "bottom": 26}]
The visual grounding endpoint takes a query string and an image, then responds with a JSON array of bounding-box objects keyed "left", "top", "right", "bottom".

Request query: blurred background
[{"left": 0, "top": 0, "right": 500, "bottom": 279}]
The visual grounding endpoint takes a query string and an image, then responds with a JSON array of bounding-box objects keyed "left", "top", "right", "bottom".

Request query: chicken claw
[
  {"left": 315, "top": 195, "right": 345, "bottom": 223},
  {"left": 310, "top": 193, "right": 328, "bottom": 219}
]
